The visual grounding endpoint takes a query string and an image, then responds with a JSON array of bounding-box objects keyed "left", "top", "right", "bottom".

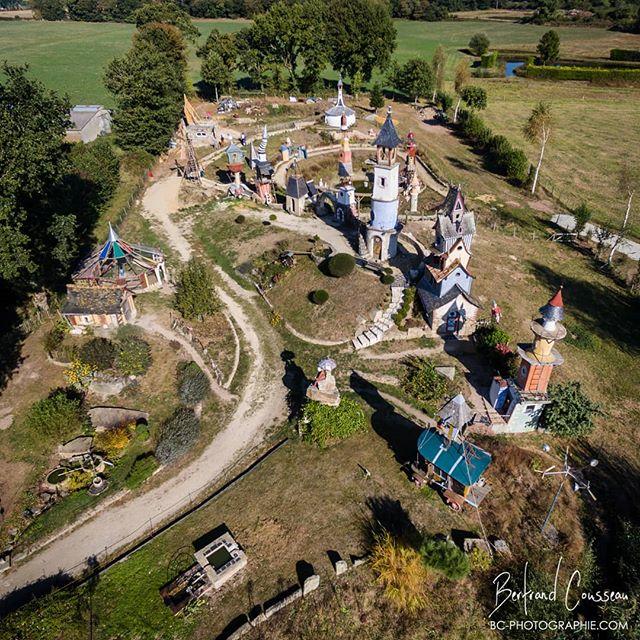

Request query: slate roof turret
[{"left": 374, "top": 108, "right": 402, "bottom": 150}]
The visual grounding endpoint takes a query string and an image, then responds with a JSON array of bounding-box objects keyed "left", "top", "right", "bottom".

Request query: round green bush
[
  {"left": 269, "top": 213, "right": 277, "bottom": 221},
  {"left": 79, "top": 337, "right": 117, "bottom": 371},
  {"left": 299, "top": 395, "right": 367, "bottom": 448},
  {"left": 326, "top": 253, "right": 356, "bottom": 278},
  {"left": 311, "top": 289, "right": 329, "bottom": 305},
  {"left": 381, "top": 274, "right": 395, "bottom": 285},
  {"left": 235, "top": 215, "right": 246, "bottom": 224},
  {"left": 177, "top": 361, "right": 210, "bottom": 406},
  {"left": 155, "top": 407, "right": 200, "bottom": 464}
]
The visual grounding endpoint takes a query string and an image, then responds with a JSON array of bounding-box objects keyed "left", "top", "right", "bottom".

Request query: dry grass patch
[{"left": 268, "top": 258, "right": 390, "bottom": 341}]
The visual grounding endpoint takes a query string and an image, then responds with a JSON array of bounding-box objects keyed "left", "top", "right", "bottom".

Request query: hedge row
[
  {"left": 457, "top": 110, "right": 529, "bottom": 185},
  {"left": 611, "top": 48, "right": 640, "bottom": 62},
  {"left": 519, "top": 64, "right": 640, "bottom": 84}
]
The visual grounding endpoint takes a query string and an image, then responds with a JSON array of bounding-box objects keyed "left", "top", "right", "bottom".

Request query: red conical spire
[{"left": 548, "top": 285, "right": 564, "bottom": 308}]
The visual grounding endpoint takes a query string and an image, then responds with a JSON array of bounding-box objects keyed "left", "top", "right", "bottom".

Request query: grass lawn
[
  {"left": 2, "top": 18, "right": 640, "bottom": 104},
  {"left": 477, "top": 78, "right": 640, "bottom": 237}
]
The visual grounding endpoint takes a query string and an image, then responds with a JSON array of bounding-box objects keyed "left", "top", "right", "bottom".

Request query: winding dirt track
[{"left": 0, "top": 176, "right": 287, "bottom": 600}]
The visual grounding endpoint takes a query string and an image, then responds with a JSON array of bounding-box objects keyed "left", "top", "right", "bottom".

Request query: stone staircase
[{"left": 352, "top": 276, "right": 407, "bottom": 350}]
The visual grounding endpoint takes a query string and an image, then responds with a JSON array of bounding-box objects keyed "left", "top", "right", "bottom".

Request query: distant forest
[{"left": 29, "top": 0, "right": 640, "bottom": 32}]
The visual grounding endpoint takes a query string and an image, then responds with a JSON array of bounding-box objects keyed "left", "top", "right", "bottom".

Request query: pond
[{"left": 505, "top": 61, "right": 525, "bottom": 78}]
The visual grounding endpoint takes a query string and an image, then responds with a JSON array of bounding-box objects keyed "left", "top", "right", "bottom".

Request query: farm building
[
  {"left": 61, "top": 285, "right": 136, "bottom": 333},
  {"left": 66, "top": 105, "right": 112, "bottom": 143}
]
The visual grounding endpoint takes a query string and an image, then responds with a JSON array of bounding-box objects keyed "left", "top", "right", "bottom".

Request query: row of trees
[{"left": 199, "top": 0, "right": 396, "bottom": 96}]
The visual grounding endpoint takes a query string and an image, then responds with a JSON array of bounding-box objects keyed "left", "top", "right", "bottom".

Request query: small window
[
  {"left": 379, "top": 177, "right": 386, "bottom": 187},
  {"left": 524, "top": 405, "right": 536, "bottom": 415}
]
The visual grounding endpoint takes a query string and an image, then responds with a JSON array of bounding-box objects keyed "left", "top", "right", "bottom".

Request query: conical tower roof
[
  {"left": 374, "top": 108, "right": 401, "bottom": 150},
  {"left": 438, "top": 393, "right": 474, "bottom": 429},
  {"left": 539, "top": 286, "right": 564, "bottom": 322}
]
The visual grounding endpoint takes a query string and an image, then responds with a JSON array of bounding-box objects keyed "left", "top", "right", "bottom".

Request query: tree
[
  {"left": 175, "top": 258, "right": 220, "bottom": 320},
  {"left": 431, "top": 44, "right": 446, "bottom": 101},
  {"left": 369, "top": 82, "right": 385, "bottom": 111},
  {"left": 177, "top": 360, "right": 210, "bottom": 406},
  {"left": 326, "top": 0, "right": 396, "bottom": 82},
  {"left": 132, "top": 0, "right": 200, "bottom": 42},
  {"left": 0, "top": 64, "right": 74, "bottom": 290},
  {"left": 607, "top": 162, "right": 637, "bottom": 264},
  {"left": 573, "top": 202, "right": 593, "bottom": 236},
  {"left": 523, "top": 101, "right": 553, "bottom": 195},
  {"left": 468, "top": 32, "right": 490, "bottom": 57},
  {"left": 201, "top": 50, "right": 234, "bottom": 100},
  {"left": 196, "top": 28, "right": 238, "bottom": 66},
  {"left": 390, "top": 58, "right": 434, "bottom": 104},
  {"left": 238, "top": 0, "right": 326, "bottom": 91},
  {"left": 461, "top": 85, "right": 487, "bottom": 111},
  {"left": 105, "top": 22, "right": 186, "bottom": 154},
  {"left": 68, "top": 138, "right": 120, "bottom": 209},
  {"left": 32, "top": 0, "right": 66, "bottom": 20},
  {"left": 541, "top": 381, "right": 601, "bottom": 437},
  {"left": 452, "top": 58, "right": 471, "bottom": 123},
  {"left": 537, "top": 30, "right": 560, "bottom": 65}
]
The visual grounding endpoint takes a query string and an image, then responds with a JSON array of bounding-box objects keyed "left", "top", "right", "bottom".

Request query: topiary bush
[
  {"left": 116, "top": 336, "right": 152, "bottom": 376},
  {"left": 235, "top": 214, "right": 245, "bottom": 223},
  {"left": 177, "top": 361, "right": 210, "bottom": 406},
  {"left": 310, "top": 289, "right": 329, "bottom": 305},
  {"left": 474, "top": 322, "right": 511, "bottom": 355},
  {"left": 155, "top": 407, "right": 201, "bottom": 464},
  {"left": 420, "top": 538, "right": 470, "bottom": 580},
  {"left": 125, "top": 454, "right": 158, "bottom": 490},
  {"left": 381, "top": 274, "right": 395, "bottom": 285},
  {"left": 299, "top": 395, "right": 367, "bottom": 448},
  {"left": 393, "top": 287, "right": 416, "bottom": 329},
  {"left": 269, "top": 213, "right": 277, "bottom": 221},
  {"left": 79, "top": 337, "right": 118, "bottom": 371},
  {"left": 326, "top": 253, "right": 355, "bottom": 278}
]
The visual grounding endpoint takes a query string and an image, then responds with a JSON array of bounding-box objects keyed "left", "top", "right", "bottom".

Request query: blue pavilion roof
[
  {"left": 374, "top": 111, "right": 401, "bottom": 149},
  {"left": 417, "top": 428, "right": 491, "bottom": 487}
]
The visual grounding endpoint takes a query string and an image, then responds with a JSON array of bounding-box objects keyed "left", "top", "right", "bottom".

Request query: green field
[{"left": 2, "top": 18, "right": 640, "bottom": 104}]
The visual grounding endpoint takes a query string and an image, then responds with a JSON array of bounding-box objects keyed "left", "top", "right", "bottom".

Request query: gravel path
[{"left": 0, "top": 175, "right": 287, "bottom": 599}]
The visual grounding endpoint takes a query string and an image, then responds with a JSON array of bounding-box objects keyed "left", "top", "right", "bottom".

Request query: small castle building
[
  {"left": 285, "top": 169, "right": 316, "bottom": 216},
  {"left": 324, "top": 76, "right": 355, "bottom": 130},
  {"left": 489, "top": 287, "right": 567, "bottom": 433},
  {"left": 434, "top": 186, "right": 476, "bottom": 253}
]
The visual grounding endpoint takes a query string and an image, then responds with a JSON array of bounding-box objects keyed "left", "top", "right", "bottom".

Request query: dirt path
[{"left": 0, "top": 176, "right": 287, "bottom": 598}]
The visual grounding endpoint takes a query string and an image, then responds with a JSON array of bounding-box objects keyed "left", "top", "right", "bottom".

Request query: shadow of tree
[
  {"left": 363, "top": 495, "right": 422, "bottom": 549},
  {"left": 281, "top": 350, "right": 308, "bottom": 420},
  {"left": 0, "top": 570, "right": 75, "bottom": 618}
]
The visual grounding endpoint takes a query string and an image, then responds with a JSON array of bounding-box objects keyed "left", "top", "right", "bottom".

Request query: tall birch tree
[
  {"left": 523, "top": 102, "right": 553, "bottom": 195},
  {"left": 453, "top": 59, "right": 470, "bottom": 123}
]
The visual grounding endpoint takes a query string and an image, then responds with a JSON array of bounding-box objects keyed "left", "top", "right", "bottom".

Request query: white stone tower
[{"left": 361, "top": 108, "right": 402, "bottom": 262}]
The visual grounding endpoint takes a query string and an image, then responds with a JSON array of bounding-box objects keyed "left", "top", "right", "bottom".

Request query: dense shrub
[
  {"left": 434, "top": 90, "right": 453, "bottom": 112},
  {"left": 573, "top": 203, "right": 593, "bottom": 235},
  {"left": 116, "top": 336, "right": 152, "bottom": 376},
  {"left": 43, "top": 321, "right": 68, "bottom": 357},
  {"left": 299, "top": 395, "right": 367, "bottom": 448},
  {"left": 611, "top": 48, "right": 640, "bottom": 62},
  {"left": 235, "top": 214, "right": 245, "bottom": 223},
  {"left": 175, "top": 258, "right": 221, "bottom": 321},
  {"left": 79, "top": 337, "right": 118, "bottom": 371},
  {"left": 393, "top": 286, "right": 416, "bottom": 328},
  {"left": 326, "top": 253, "right": 355, "bottom": 277},
  {"left": 400, "top": 357, "right": 448, "bottom": 413},
  {"left": 475, "top": 322, "right": 511, "bottom": 354},
  {"left": 381, "top": 274, "right": 395, "bottom": 285},
  {"left": 469, "top": 33, "right": 490, "bottom": 57},
  {"left": 521, "top": 65, "right": 640, "bottom": 84},
  {"left": 155, "top": 407, "right": 201, "bottom": 464},
  {"left": 269, "top": 213, "right": 277, "bottom": 221},
  {"left": 371, "top": 531, "right": 430, "bottom": 613},
  {"left": 177, "top": 361, "right": 210, "bottom": 406},
  {"left": 420, "top": 538, "right": 470, "bottom": 580},
  {"left": 480, "top": 51, "right": 498, "bottom": 68},
  {"left": 65, "top": 470, "right": 93, "bottom": 491},
  {"left": 125, "top": 454, "right": 159, "bottom": 489},
  {"left": 93, "top": 424, "right": 132, "bottom": 458},
  {"left": 22, "top": 388, "right": 89, "bottom": 443},
  {"left": 310, "top": 289, "right": 329, "bottom": 305},
  {"left": 502, "top": 147, "right": 530, "bottom": 184},
  {"left": 541, "top": 381, "right": 601, "bottom": 437}
]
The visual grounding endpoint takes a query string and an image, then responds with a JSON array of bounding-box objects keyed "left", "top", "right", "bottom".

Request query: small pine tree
[
  {"left": 541, "top": 381, "right": 601, "bottom": 437},
  {"left": 537, "top": 30, "right": 560, "bottom": 64},
  {"left": 420, "top": 538, "right": 470, "bottom": 580},
  {"left": 175, "top": 258, "right": 220, "bottom": 321},
  {"left": 369, "top": 83, "right": 384, "bottom": 110},
  {"left": 469, "top": 33, "right": 490, "bottom": 57}
]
